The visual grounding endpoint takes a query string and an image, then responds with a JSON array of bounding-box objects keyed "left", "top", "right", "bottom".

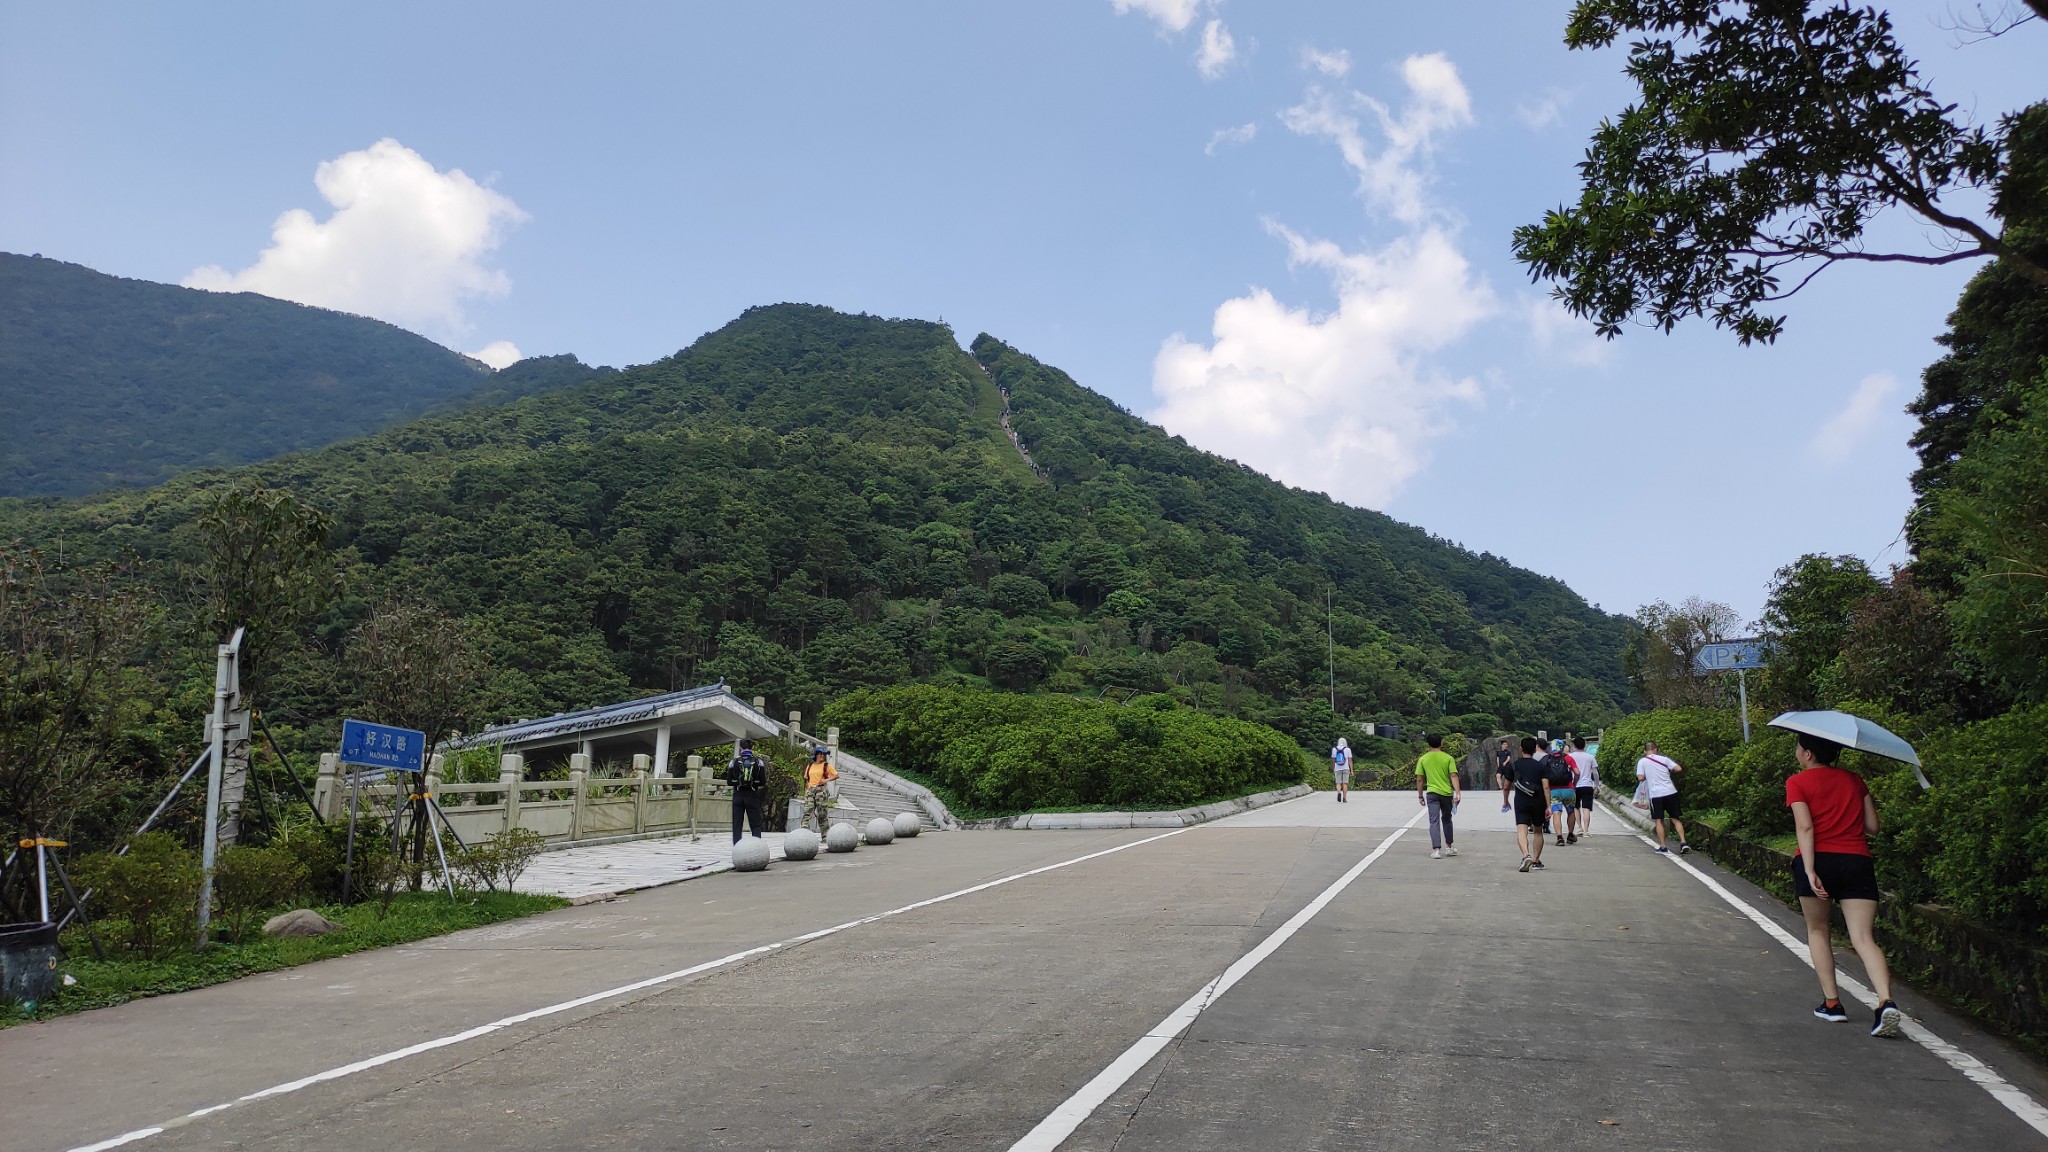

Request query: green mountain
[
  {"left": 0, "top": 304, "right": 1629, "bottom": 751},
  {"left": 0, "top": 253, "right": 609, "bottom": 498}
]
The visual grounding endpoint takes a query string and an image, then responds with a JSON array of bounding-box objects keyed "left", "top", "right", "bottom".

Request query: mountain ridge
[{"left": 1, "top": 302, "right": 1628, "bottom": 749}]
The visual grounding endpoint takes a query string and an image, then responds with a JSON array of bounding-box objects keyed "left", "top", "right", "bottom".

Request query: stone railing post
[
  {"left": 424, "top": 753, "right": 444, "bottom": 806},
  {"left": 788, "top": 711, "right": 802, "bottom": 738},
  {"left": 753, "top": 695, "right": 766, "bottom": 712},
  {"left": 569, "top": 753, "right": 590, "bottom": 842},
  {"left": 314, "top": 752, "right": 339, "bottom": 821},
  {"left": 687, "top": 754, "right": 705, "bottom": 839},
  {"left": 826, "top": 727, "right": 839, "bottom": 751},
  {"left": 631, "top": 754, "right": 651, "bottom": 834},
  {"left": 500, "top": 753, "right": 523, "bottom": 834}
]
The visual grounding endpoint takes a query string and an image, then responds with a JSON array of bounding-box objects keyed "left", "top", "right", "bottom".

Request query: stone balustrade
[{"left": 313, "top": 750, "right": 735, "bottom": 850}]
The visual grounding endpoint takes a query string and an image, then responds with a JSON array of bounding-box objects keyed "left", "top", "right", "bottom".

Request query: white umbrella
[{"left": 1767, "top": 710, "right": 1930, "bottom": 790}]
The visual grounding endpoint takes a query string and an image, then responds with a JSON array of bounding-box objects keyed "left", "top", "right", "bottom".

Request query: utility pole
[
  {"left": 198, "top": 627, "right": 244, "bottom": 946},
  {"left": 1327, "top": 587, "right": 1336, "bottom": 717}
]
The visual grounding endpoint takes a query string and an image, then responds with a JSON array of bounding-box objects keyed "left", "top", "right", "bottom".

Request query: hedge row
[
  {"left": 1603, "top": 703, "right": 2048, "bottom": 938},
  {"left": 823, "top": 685, "right": 1309, "bottom": 812}
]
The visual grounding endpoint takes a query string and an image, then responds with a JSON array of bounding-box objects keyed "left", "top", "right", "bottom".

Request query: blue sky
[{"left": 3, "top": 1, "right": 2040, "bottom": 625}]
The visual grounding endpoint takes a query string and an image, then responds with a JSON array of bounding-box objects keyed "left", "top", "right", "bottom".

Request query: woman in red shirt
[{"left": 1787, "top": 732, "right": 1904, "bottom": 1038}]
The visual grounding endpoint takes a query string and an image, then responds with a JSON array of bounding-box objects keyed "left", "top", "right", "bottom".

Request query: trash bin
[{"left": 0, "top": 921, "right": 61, "bottom": 1007}]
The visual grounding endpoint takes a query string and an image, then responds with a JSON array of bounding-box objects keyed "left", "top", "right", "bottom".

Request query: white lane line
[
  {"left": 1608, "top": 808, "right": 2048, "bottom": 1141},
  {"left": 62, "top": 827, "right": 1195, "bottom": 1152},
  {"left": 1008, "top": 809, "right": 1425, "bottom": 1152}
]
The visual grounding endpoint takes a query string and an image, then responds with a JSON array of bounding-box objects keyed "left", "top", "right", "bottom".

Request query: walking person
[
  {"left": 1636, "top": 741, "right": 1691, "bottom": 854},
  {"left": 1788, "top": 733, "right": 1905, "bottom": 1037},
  {"left": 1414, "top": 733, "right": 1462, "bottom": 859},
  {"left": 1547, "top": 741, "right": 1577, "bottom": 847},
  {"left": 801, "top": 745, "right": 837, "bottom": 835},
  {"left": 1568, "top": 736, "right": 1599, "bottom": 840},
  {"left": 1331, "top": 736, "right": 1353, "bottom": 803},
  {"left": 1502, "top": 737, "right": 1553, "bottom": 872},
  {"left": 725, "top": 738, "right": 770, "bottom": 843}
]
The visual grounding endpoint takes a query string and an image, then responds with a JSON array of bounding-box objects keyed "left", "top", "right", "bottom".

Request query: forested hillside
[
  {"left": 0, "top": 253, "right": 608, "bottom": 497},
  {"left": 0, "top": 304, "right": 1628, "bottom": 771}
]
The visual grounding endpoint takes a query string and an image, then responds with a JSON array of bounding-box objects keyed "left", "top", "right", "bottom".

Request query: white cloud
[
  {"left": 470, "top": 340, "right": 523, "bottom": 370},
  {"left": 1810, "top": 374, "right": 1900, "bottom": 466},
  {"left": 1279, "top": 52, "right": 1473, "bottom": 225},
  {"left": 1302, "top": 45, "right": 1351, "bottom": 77},
  {"left": 1151, "top": 52, "right": 1493, "bottom": 509},
  {"left": 185, "top": 138, "right": 527, "bottom": 338},
  {"left": 1110, "top": 0, "right": 1200, "bottom": 33},
  {"left": 1522, "top": 296, "right": 1611, "bottom": 366},
  {"left": 1205, "top": 122, "right": 1259, "bottom": 155},
  {"left": 1515, "top": 88, "right": 1571, "bottom": 130},
  {"left": 1195, "top": 19, "right": 1236, "bottom": 79},
  {"left": 1150, "top": 224, "right": 1495, "bottom": 509}
]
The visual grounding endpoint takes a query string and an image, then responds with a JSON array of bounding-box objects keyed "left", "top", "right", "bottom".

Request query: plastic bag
[{"left": 1631, "top": 781, "right": 1651, "bottom": 810}]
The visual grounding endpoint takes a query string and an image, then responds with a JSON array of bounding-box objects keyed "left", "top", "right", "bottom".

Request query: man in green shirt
[{"left": 1415, "top": 733, "right": 1462, "bottom": 860}]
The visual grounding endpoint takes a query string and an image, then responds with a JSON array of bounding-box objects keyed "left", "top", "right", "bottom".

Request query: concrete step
[{"left": 826, "top": 774, "right": 937, "bottom": 830}]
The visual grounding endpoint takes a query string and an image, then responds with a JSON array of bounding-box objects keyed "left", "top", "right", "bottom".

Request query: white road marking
[
  {"left": 60, "top": 827, "right": 1196, "bottom": 1152},
  {"left": 1608, "top": 805, "right": 2048, "bottom": 1141},
  {"left": 1008, "top": 810, "right": 1425, "bottom": 1152}
]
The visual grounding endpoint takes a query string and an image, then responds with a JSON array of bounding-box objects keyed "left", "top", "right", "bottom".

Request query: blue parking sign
[
  {"left": 339, "top": 719, "right": 427, "bottom": 775},
  {"left": 1695, "top": 640, "right": 1768, "bottom": 672}
]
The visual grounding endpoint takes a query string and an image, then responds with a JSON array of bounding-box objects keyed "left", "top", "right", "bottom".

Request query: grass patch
[{"left": 2, "top": 889, "right": 566, "bottom": 1026}]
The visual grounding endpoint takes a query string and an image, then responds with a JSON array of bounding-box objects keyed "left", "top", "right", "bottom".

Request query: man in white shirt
[
  {"left": 1636, "top": 741, "right": 1691, "bottom": 854},
  {"left": 1567, "top": 736, "right": 1599, "bottom": 839}
]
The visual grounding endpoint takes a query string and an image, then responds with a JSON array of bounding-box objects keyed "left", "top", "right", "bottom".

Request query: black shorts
[
  {"left": 1649, "top": 793, "right": 1683, "bottom": 820},
  {"left": 1575, "top": 787, "right": 1595, "bottom": 811},
  {"left": 1793, "top": 852, "right": 1880, "bottom": 902},
  {"left": 1513, "top": 800, "right": 1548, "bottom": 827}
]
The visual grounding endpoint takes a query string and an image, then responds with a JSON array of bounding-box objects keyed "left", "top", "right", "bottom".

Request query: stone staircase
[{"left": 818, "top": 750, "right": 953, "bottom": 831}]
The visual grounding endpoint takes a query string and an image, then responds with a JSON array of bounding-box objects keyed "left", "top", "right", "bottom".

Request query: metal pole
[
  {"left": 36, "top": 841, "right": 50, "bottom": 923},
  {"left": 1738, "top": 668, "right": 1752, "bottom": 743},
  {"left": 197, "top": 628, "right": 242, "bottom": 945}
]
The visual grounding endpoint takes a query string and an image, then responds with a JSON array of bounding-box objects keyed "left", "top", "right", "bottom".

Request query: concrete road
[{"left": 6, "top": 793, "right": 2046, "bottom": 1151}]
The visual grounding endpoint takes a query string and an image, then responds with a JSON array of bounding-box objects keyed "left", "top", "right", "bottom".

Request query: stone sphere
[
  {"left": 782, "top": 828, "right": 821, "bottom": 860},
  {"left": 865, "top": 817, "right": 896, "bottom": 845},
  {"left": 826, "top": 821, "right": 860, "bottom": 853},
  {"left": 731, "top": 837, "right": 770, "bottom": 872},
  {"left": 893, "top": 812, "right": 922, "bottom": 838}
]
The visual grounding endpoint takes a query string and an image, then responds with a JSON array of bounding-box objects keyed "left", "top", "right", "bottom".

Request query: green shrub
[
  {"left": 826, "top": 684, "right": 1305, "bottom": 812},
  {"left": 1870, "top": 702, "right": 2048, "bottom": 934},
  {"left": 458, "top": 827, "right": 546, "bottom": 893},
  {"left": 73, "top": 832, "right": 203, "bottom": 959},
  {"left": 213, "top": 845, "right": 308, "bottom": 943}
]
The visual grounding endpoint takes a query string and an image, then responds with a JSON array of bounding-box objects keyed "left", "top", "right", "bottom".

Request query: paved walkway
[
  {"left": 8, "top": 793, "right": 2046, "bottom": 1152},
  {"left": 517, "top": 831, "right": 789, "bottom": 899}
]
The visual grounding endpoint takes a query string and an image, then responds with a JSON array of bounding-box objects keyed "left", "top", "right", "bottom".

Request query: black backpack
[{"left": 726, "top": 751, "right": 767, "bottom": 794}]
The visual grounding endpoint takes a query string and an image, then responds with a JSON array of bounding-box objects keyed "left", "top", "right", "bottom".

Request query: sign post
[
  {"left": 337, "top": 719, "right": 429, "bottom": 902},
  {"left": 1694, "top": 640, "right": 1768, "bottom": 742}
]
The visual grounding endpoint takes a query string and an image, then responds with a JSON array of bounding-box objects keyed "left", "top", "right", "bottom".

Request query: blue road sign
[
  {"left": 339, "top": 719, "right": 427, "bottom": 775},
  {"left": 1695, "top": 640, "right": 1768, "bottom": 673}
]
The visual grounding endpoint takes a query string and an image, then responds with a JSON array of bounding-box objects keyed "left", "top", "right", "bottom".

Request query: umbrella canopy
[{"left": 1767, "top": 710, "right": 1930, "bottom": 789}]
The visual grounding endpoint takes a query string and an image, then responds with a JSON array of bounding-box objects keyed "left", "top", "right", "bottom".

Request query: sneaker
[
  {"left": 1431, "top": 848, "right": 1442, "bottom": 859},
  {"left": 1532, "top": 859, "right": 1546, "bottom": 870},
  {"left": 1566, "top": 833, "right": 1578, "bottom": 844},
  {"left": 1679, "top": 843, "right": 1692, "bottom": 855},
  {"left": 1814, "top": 1000, "right": 1849, "bottom": 1023},
  {"left": 1872, "top": 1001, "right": 1905, "bottom": 1038},
  {"left": 1655, "top": 845, "right": 1671, "bottom": 854},
  {"left": 1556, "top": 835, "right": 1566, "bottom": 846},
  {"left": 1519, "top": 856, "right": 1532, "bottom": 873},
  {"left": 1445, "top": 846, "right": 1458, "bottom": 857}
]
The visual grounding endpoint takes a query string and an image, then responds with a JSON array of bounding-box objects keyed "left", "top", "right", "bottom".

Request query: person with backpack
[
  {"left": 1787, "top": 732, "right": 1905, "bottom": 1037},
  {"left": 1330, "top": 736, "right": 1353, "bottom": 803},
  {"left": 1501, "top": 737, "right": 1555, "bottom": 872},
  {"left": 1636, "top": 741, "right": 1690, "bottom": 854},
  {"left": 725, "top": 738, "right": 771, "bottom": 842},
  {"left": 802, "top": 745, "right": 837, "bottom": 835}
]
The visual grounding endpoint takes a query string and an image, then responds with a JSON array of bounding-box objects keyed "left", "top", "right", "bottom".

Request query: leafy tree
[
  {"left": 1940, "top": 372, "right": 2048, "bottom": 701},
  {"left": 1757, "top": 553, "right": 1881, "bottom": 709},
  {"left": 1624, "top": 597, "right": 1740, "bottom": 708},
  {"left": 1515, "top": 2, "right": 2048, "bottom": 345},
  {"left": 0, "top": 549, "right": 157, "bottom": 840},
  {"left": 1834, "top": 569, "right": 1980, "bottom": 722},
  {"left": 348, "top": 596, "right": 488, "bottom": 745},
  {"left": 193, "top": 482, "right": 336, "bottom": 693}
]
